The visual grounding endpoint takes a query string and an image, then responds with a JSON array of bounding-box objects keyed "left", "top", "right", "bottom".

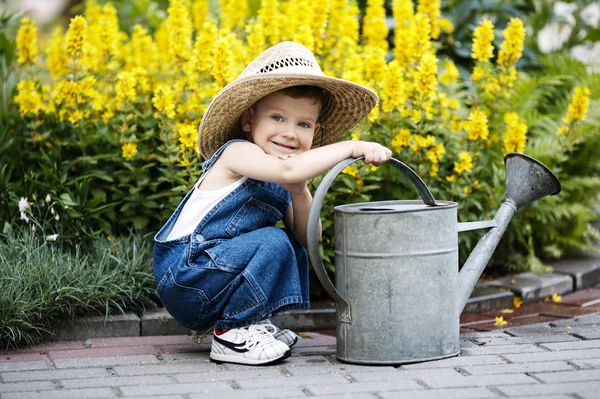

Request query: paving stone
[
  {"left": 2, "top": 388, "right": 117, "bottom": 399},
  {"left": 503, "top": 348, "right": 600, "bottom": 363},
  {"left": 531, "top": 368, "right": 600, "bottom": 383},
  {"left": 159, "top": 352, "right": 213, "bottom": 364},
  {"left": 400, "top": 355, "right": 506, "bottom": 369},
  {"left": 174, "top": 368, "right": 283, "bottom": 383},
  {"left": 236, "top": 374, "right": 351, "bottom": 389},
  {"left": 470, "top": 315, "right": 562, "bottom": 331},
  {"left": 113, "top": 362, "right": 224, "bottom": 376},
  {"left": 0, "top": 381, "right": 56, "bottom": 393},
  {"left": 551, "top": 257, "right": 600, "bottom": 289},
  {"left": 50, "top": 312, "right": 141, "bottom": 341},
  {"left": 460, "top": 343, "right": 544, "bottom": 356},
  {"left": 60, "top": 374, "right": 172, "bottom": 388},
  {"left": 1, "top": 367, "right": 111, "bottom": 382},
  {"left": 505, "top": 324, "right": 574, "bottom": 336},
  {"left": 540, "top": 304, "right": 600, "bottom": 318},
  {"left": 291, "top": 346, "right": 336, "bottom": 356},
  {"left": 460, "top": 361, "right": 574, "bottom": 375},
  {"left": 380, "top": 387, "right": 498, "bottom": 399},
  {"left": 289, "top": 394, "right": 377, "bottom": 399},
  {"left": 519, "top": 334, "right": 581, "bottom": 343},
  {"left": 187, "top": 387, "right": 307, "bottom": 399},
  {"left": 350, "top": 368, "right": 461, "bottom": 382},
  {"left": 47, "top": 345, "right": 159, "bottom": 360},
  {"left": 221, "top": 354, "right": 332, "bottom": 371},
  {"left": 463, "top": 286, "right": 515, "bottom": 314},
  {"left": 549, "top": 313, "right": 600, "bottom": 327},
  {"left": 307, "top": 380, "right": 423, "bottom": 395},
  {"left": 486, "top": 272, "right": 573, "bottom": 304},
  {"left": 570, "top": 358, "right": 600, "bottom": 368},
  {"left": 467, "top": 335, "right": 579, "bottom": 346},
  {"left": 539, "top": 340, "right": 600, "bottom": 351},
  {"left": 497, "top": 381, "right": 600, "bottom": 397},
  {"left": 572, "top": 330, "right": 600, "bottom": 339},
  {"left": 419, "top": 372, "right": 538, "bottom": 388},
  {"left": 53, "top": 354, "right": 160, "bottom": 369},
  {"left": 0, "top": 361, "right": 49, "bottom": 372},
  {"left": 119, "top": 382, "right": 233, "bottom": 396},
  {"left": 140, "top": 309, "right": 191, "bottom": 336},
  {"left": 559, "top": 288, "right": 600, "bottom": 307},
  {"left": 0, "top": 352, "right": 44, "bottom": 362},
  {"left": 459, "top": 313, "right": 496, "bottom": 326}
]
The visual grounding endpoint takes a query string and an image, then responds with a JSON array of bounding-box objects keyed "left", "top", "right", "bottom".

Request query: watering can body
[
  {"left": 334, "top": 200, "right": 459, "bottom": 364},
  {"left": 307, "top": 154, "right": 561, "bottom": 365}
]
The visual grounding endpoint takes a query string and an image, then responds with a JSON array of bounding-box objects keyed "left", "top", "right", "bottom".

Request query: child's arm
[
  {"left": 220, "top": 140, "right": 390, "bottom": 246},
  {"left": 220, "top": 140, "right": 391, "bottom": 185}
]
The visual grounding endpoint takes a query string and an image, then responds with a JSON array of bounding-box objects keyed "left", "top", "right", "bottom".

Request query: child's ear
[
  {"left": 313, "top": 122, "right": 321, "bottom": 136},
  {"left": 240, "top": 108, "right": 254, "bottom": 133}
]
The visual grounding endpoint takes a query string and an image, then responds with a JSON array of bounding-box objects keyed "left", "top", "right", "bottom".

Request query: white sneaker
[
  {"left": 209, "top": 323, "right": 291, "bottom": 365},
  {"left": 258, "top": 319, "right": 300, "bottom": 347}
]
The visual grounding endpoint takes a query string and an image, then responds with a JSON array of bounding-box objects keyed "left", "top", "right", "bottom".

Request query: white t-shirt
[{"left": 166, "top": 176, "right": 249, "bottom": 241}]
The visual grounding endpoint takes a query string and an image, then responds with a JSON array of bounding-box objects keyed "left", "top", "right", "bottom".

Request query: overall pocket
[
  {"left": 156, "top": 268, "right": 210, "bottom": 330},
  {"left": 225, "top": 197, "right": 282, "bottom": 238}
]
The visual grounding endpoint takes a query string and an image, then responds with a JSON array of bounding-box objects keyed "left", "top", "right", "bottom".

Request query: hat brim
[{"left": 198, "top": 73, "right": 378, "bottom": 159}]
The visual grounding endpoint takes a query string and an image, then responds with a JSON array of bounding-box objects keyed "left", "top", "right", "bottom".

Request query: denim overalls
[{"left": 153, "top": 140, "right": 310, "bottom": 331}]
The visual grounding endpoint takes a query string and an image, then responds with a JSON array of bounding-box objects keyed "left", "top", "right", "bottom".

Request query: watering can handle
[{"left": 307, "top": 157, "right": 438, "bottom": 323}]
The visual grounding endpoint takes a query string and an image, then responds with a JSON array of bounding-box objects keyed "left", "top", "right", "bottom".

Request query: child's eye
[
  {"left": 299, "top": 122, "right": 311, "bottom": 129},
  {"left": 271, "top": 115, "right": 283, "bottom": 122}
]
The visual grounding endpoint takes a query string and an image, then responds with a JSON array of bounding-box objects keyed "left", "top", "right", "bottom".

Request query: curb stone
[{"left": 46, "top": 254, "right": 600, "bottom": 341}]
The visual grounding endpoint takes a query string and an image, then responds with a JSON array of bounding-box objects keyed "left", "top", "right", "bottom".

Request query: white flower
[
  {"left": 46, "top": 234, "right": 59, "bottom": 241},
  {"left": 45, "top": 194, "right": 51, "bottom": 203},
  {"left": 19, "top": 197, "right": 30, "bottom": 213},
  {"left": 31, "top": 225, "right": 36, "bottom": 233},
  {"left": 55, "top": 214, "right": 60, "bottom": 221},
  {"left": 20, "top": 211, "right": 30, "bottom": 223}
]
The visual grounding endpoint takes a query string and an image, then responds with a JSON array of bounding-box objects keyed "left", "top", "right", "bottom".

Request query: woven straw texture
[{"left": 198, "top": 42, "right": 378, "bottom": 159}]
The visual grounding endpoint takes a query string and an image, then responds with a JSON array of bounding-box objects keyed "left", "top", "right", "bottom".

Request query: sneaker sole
[{"left": 210, "top": 349, "right": 291, "bottom": 366}]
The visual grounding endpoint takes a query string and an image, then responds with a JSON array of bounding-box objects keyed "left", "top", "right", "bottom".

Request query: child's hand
[{"left": 351, "top": 141, "right": 392, "bottom": 166}]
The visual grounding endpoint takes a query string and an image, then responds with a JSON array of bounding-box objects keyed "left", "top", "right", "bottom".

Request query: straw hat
[{"left": 198, "top": 41, "right": 378, "bottom": 159}]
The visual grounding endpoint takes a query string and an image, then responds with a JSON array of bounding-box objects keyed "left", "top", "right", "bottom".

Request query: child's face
[{"left": 241, "top": 91, "right": 321, "bottom": 157}]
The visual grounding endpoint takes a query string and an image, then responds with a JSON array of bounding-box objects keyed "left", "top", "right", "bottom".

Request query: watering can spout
[{"left": 457, "top": 153, "right": 561, "bottom": 313}]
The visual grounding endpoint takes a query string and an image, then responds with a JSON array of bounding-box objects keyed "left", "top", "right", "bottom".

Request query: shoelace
[
  {"left": 257, "top": 319, "right": 279, "bottom": 335},
  {"left": 242, "top": 323, "right": 278, "bottom": 350}
]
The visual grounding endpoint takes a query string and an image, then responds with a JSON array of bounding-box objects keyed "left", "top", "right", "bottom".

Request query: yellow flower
[
  {"left": 219, "top": 0, "right": 248, "bottom": 32},
  {"left": 445, "top": 174, "right": 457, "bottom": 182},
  {"left": 351, "top": 132, "right": 361, "bottom": 141},
  {"left": 342, "top": 165, "right": 359, "bottom": 177},
  {"left": 47, "top": 27, "right": 69, "bottom": 79},
  {"left": 472, "top": 19, "right": 494, "bottom": 62},
  {"left": 66, "top": 15, "right": 88, "bottom": 58},
  {"left": 121, "top": 142, "right": 138, "bottom": 159},
  {"left": 494, "top": 316, "right": 508, "bottom": 326},
  {"left": 177, "top": 123, "right": 198, "bottom": 151},
  {"left": 115, "top": 71, "right": 137, "bottom": 108},
  {"left": 513, "top": 296, "right": 523, "bottom": 308},
  {"left": 439, "top": 60, "right": 459, "bottom": 86},
  {"left": 192, "top": 0, "right": 210, "bottom": 31},
  {"left": 246, "top": 22, "right": 266, "bottom": 64},
  {"left": 16, "top": 17, "right": 38, "bottom": 65},
  {"left": 471, "top": 65, "right": 484, "bottom": 82},
  {"left": 14, "top": 80, "right": 43, "bottom": 116},
  {"left": 417, "top": 0, "right": 441, "bottom": 39},
  {"left": 212, "top": 36, "right": 234, "bottom": 88},
  {"left": 430, "top": 164, "right": 439, "bottom": 176},
  {"left": 392, "top": 0, "right": 416, "bottom": 67},
  {"left": 464, "top": 109, "right": 489, "bottom": 141},
  {"left": 381, "top": 61, "right": 407, "bottom": 113},
  {"left": 552, "top": 292, "right": 562, "bottom": 303},
  {"left": 391, "top": 129, "right": 411, "bottom": 152},
  {"left": 415, "top": 53, "right": 437, "bottom": 100},
  {"left": 557, "top": 126, "right": 569, "bottom": 136},
  {"left": 167, "top": 0, "right": 193, "bottom": 64},
  {"left": 563, "top": 87, "right": 591, "bottom": 124},
  {"left": 362, "top": 0, "right": 389, "bottom": 51},
  {"left": 413, "top": 13, "right": 432, "bottom": 59},
  {"left": 502, "top": 112, "right": 528, "bottom": 154},
  {"left": 152, "top": 85, "right": 176, "bottom": 119},
  {"left": 258, "top": 0, "right": 280, "bottom": 45},
  {"left": 438, "top": 17, "right": 454, "bottom": 34},
  {"left": 498, "top": 18, "right": 525, "bottom": 67},
  {"left": 454, "top": 151, "right": 473, "bottom": 175}
]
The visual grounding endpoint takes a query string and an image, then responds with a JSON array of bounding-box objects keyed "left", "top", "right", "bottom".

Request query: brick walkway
[{"left": 2, "top": 303, "right": 600, "bottom": 398}]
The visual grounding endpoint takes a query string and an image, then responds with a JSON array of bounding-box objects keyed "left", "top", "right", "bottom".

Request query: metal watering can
[{"left": 307, "top": 153, "right": 561, "bottom": 365}]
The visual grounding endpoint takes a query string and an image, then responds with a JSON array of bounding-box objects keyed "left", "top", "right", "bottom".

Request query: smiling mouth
[{"left": 273, "top": 141, "right": 297, "bottom": 150}]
